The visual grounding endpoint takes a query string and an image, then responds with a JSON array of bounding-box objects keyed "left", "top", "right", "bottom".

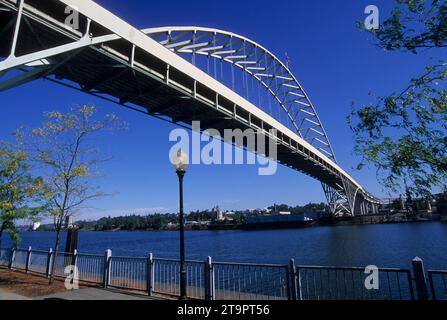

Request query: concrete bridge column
[
  {"left": 363, "top": 201, "right": 369, "bottom": 215},
  {"left": 353, "top": 196, "right": 364, "bottom": 216}
]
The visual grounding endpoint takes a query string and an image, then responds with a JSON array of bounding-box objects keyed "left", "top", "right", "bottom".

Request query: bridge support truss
[{"left": 323, "top": 177, "right": 381, "bottom": 217}]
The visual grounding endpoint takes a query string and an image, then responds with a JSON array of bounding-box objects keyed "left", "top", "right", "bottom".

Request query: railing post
[
  {"left": 9, "top": 247, "right": 16, "bottom": 269},
  {"left": 72, "top": 249, "right": 78, "bottom": 270},
  {"left": 296, "top": 266, "right": 303, "bottom": 300},
  {"left": 288, "top": 259, "right": 298, "bottom": 300},
  {"left": 412, "top": 257, "right": 429, "bottom": 300},
  {"left": 103, "top": 249, "right": 112, "bottom": 289},
  {"left": 204, "top": 256, "right": 215, "bottom": 300},
  {"left": 147, "top": 253, "right": 154, "bottom": 296},
  {"left": 25, "top": 246, "right": 32, "bottom": 273},
  {"left": 428, "top": 272, "right": 437, "bottom": 301},
  {"left": 46, "top": 248, "right": 53, "bottom": 278}
]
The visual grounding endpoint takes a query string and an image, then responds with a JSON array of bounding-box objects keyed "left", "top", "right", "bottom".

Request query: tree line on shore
[
  {"left": 64, "top": 203, "right": 331, "bottom": 232},
  {"left": 57, "top": 195, "right": 447, "bottom": 232}
]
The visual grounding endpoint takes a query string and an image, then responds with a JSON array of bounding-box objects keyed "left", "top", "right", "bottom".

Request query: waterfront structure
[
  {"left": 212, "top": 206, "right": 224, "bottom": 221},
  {"left": 0, "top": 0, "right": 382, "bottom": 216},
  {"left": 1, "top": 246, "right": 445, "bottom": 300}
]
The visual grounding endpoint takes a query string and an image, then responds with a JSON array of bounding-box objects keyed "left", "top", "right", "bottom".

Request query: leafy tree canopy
[
  {"left": 0, "top": 146, "right": 47, "bottom": 245},
  {"left": 350, "top": 0, "right": 446, "bottom": 197}
]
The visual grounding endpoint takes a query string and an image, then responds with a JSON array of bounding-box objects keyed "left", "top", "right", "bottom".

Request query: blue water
[{"left": 3, "top": 222, "right": 447, "bottom": 270}]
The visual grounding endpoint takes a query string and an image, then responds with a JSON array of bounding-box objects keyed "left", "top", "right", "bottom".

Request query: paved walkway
[
  {"left": 0, "top": 287, "right": 159, "bottom": 300},
  {"left": 0, "top": 267, "right": 163, "bottom": 300},
  {"left": 36, "top": 288, "right": 159, "bottom": 300},
  {"left": 0, "top": 289, "right": 31, "bottom": 300}
]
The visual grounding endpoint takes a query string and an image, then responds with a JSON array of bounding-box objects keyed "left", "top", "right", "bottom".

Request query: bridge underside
[{"left": 0, "top": 0, "right": 382, "bottom": 216}]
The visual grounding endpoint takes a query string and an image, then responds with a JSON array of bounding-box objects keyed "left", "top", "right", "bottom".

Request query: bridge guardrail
[{"left": 1, "top": 246, "right": 445, "bottom": 300}]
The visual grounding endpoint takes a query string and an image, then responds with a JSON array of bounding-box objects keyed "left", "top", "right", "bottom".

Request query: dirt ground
[{"left": 0, "top": 268, "right": 91, "bottom": 298}]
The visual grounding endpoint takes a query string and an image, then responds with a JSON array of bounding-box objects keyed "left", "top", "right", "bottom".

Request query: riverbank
[
  {"left": 207, "top": 212, "right": 443, "bottom": 231},
  {"left": 26, "top": 213, "right": 445, "bottom": 233}
]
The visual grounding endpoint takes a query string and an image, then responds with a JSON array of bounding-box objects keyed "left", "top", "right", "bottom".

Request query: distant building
[
  {"left": 212, "top": 205, "right": 224, "bottom": 221},
  {"left": 32, "top": 222, "right": 41, "bottom": 231},
  {"left": 279, "top": 211, "right": 291, "bottom": 215},
  {"left": 243, "top": 214, "right": 313, "bottom": 229}
]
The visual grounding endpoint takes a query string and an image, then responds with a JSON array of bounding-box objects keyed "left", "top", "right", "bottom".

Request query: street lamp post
[{"left": 172, "top": 149, "right": 189, "bottom": 300}]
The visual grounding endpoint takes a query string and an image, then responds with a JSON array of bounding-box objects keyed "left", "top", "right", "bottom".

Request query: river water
[{"left": 3, "top": 222, "right": 447, "bottom": 270}]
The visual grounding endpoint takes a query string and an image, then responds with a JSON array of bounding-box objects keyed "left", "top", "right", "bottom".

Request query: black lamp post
[{"left": 172, "top": 149, "right": 189, "bottom": 300}]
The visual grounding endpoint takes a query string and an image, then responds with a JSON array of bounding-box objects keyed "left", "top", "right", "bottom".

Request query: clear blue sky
[{"left": 0, "top": 0, "right": 438, "bottom": 220}]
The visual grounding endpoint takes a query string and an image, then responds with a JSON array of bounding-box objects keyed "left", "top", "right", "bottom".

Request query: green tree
[
  {"left": 0, "top": 147, "right": 46, "bottom": 247},
  {"left": 18, "top": 105, "right": 122, "bottom": 284},
  {"left": 349, "top": 0, "right": 447, "bottom": 197}
]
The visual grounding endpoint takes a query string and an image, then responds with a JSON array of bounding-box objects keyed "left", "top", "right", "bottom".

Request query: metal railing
[
  {"left": 0, "top": 248, "right": 11, "bottom": 267},
  {"left": 12, "top": 248, "right": 28, "bottom": 270},
  {"left": 1, "top": 246, "right": 446, "bottom": 301},
  {"left": 77, "top": 253, "right": 104, "bottom": 284},
  {"left": 52, "top": 252, "right": 75, "bottom": 278},
  {"left": 213, "top": 262, "right": 289, "bottom": 300},
  {"left": 295, "top": 265, "right": 414, "bottom": 300},
  {"left": 152, "top": 258, "right": 205, "bottom": 299},
  {"left": 428, "top": 270, "right": 447, "bottom": 300},
  {"left": 28, "top": 250, "right": 49, "bottom": 275},
  {"left": 109, "top": 256, "right": 147, "bottom": 291}
]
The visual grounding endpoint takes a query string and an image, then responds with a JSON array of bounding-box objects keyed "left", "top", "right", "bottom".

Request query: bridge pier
[
  {"left": 373, "top": 204, "right": 379, "bottom": 214},
  {"left": 352, "top": 196, "right": 379, "bottom": 216},
  {"left": 353, "top": 200, "right": 381, "bottom": 216}
]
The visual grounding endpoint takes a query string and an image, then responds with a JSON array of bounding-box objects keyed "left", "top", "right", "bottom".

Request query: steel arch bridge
[{"left": 0, "top": 0, "right": 382, "bottom": 216}]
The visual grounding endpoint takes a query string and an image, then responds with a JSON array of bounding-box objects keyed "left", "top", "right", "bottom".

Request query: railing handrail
[
  {"left": 153, "top": 258, "right": 204, "bottom": 264},
  {"left": 76, "top": 252, "right": 104, "bottom": 258},
  {"left": 214, "top": 261, "right": 288, "bottom": 268},
  {"left": 296, "top": 264, "right": 412, "bottom": 273},
  {"left": 26, "top": 249, "right": 48, "bottom": 254},
  {"left": 427, "top": 269, "right": 447, "bottom": 275},
  {"left": 111, "top": 256, "right": 147, "bottom": 261}
]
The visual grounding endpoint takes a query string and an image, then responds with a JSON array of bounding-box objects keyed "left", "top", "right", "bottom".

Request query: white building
[{"left": 212, "top": 205, "right": 224, "bottom": 221}]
